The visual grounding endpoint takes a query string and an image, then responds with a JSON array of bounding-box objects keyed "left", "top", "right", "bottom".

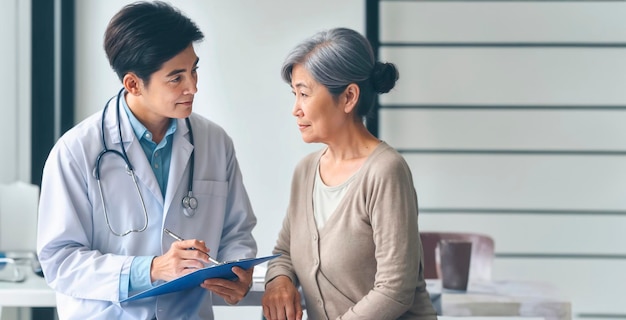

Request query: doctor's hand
[
  {"left": 150, "top": 239, "right": 211, "bottom": 282},
  {"left": 262, "top": 275, "right": 303, "bottom": 320},
  {"left": 201, "top": 266, "right": 253, "bottom": 305}
]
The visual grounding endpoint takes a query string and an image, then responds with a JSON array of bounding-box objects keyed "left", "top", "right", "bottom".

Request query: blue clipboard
[{"left": 121, "top": 254, "right": 280, "bottom": 303}]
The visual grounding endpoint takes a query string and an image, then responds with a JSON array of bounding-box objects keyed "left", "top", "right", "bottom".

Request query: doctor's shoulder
[
  {"left": 187, "top": 112, "right": 235, "bottom": 149},
  {"left": 55, "top": 112, "right": 103, "bottom": 146},
  {"left": 45, "top": 111, "right": 105, "bottom": 163}
]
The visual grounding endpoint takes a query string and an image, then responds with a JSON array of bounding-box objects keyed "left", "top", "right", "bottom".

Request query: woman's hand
[
  {"left": 201, "top": 266, "right": 253, "bottom": 305},
  {"left": 262, "top": 275, "right": 303, "bottom": 320}
]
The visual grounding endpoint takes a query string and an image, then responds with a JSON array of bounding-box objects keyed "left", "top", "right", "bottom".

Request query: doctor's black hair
[{"left": 104, "top": 1, "right": 204, "bottom": 84}]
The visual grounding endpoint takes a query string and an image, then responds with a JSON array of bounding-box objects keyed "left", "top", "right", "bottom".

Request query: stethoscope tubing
[{"left": 95, "top": 88, "right": 197, "bottom": 237}]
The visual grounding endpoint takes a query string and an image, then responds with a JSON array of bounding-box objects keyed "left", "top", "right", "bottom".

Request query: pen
[{"left": 163, "top": 228, "right": 221, "bottom": 265}]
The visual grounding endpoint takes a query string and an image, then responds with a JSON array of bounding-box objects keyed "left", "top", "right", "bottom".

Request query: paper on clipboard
[{"left": 121, "top": 254, "right": 280, "bottom": 303}]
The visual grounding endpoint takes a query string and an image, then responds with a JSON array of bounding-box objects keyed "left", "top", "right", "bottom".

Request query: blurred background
[{"left": 1, "top": 0, "right": 625, "bottom": 319}]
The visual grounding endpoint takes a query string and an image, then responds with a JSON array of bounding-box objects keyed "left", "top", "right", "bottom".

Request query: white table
[
  {"left": 0, "top": 261, "right": 572, "bottom": 320},
  {"left": 427, "top": 279, "right": 572, "bottom": 320},
  {"left": 0, "top": 265, "right": 55, "bottom": 307},
  {"left": 0, "top": 260, "right": 56, "bottom": 320}
]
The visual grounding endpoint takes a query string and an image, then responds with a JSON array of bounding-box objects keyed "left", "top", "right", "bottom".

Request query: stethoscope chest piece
[{"left": 182, "top": 191, "right": 198, "bottom": 217}]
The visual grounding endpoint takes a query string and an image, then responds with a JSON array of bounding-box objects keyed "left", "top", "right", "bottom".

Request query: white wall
[
  {"left": 75, "top": 1, "right": 363, "bottom": 318},
  {"left": 9, "top": 1, "right": 625, "bottom": 319},
  {"left": 0, "top": 0, "right": 31, "bottom": 183},
  {"left": 75, "top": 0, "right": 363, "bottom": 260},
  {"left": 0, "top": 1, "right": 32, "bottom": 318},
  {"left": 71, "top": 1, "right": 626, "bottom": 319},
  {"left": 0, "top": 0, "right": 18, "bottom": 184},
  {"left": 379, "top": 2, "right": 626, "bottom": 319}
]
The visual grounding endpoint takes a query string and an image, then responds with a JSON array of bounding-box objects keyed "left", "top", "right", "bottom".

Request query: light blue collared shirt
[
  {"left": 119, "top": 95, "right": 177, "bottom": 297},
  {"left": 122, "top": 97, "right": 177, "bottom": 196}
]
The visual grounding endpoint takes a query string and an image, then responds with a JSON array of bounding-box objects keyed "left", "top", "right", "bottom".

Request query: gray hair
[{"left": 281, "top": 27, "right": 399, "bottom": 118}]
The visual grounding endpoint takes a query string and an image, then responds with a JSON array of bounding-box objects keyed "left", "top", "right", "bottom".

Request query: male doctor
[{"left": 36, "top": 2, "right": 257, "bottom": 319}]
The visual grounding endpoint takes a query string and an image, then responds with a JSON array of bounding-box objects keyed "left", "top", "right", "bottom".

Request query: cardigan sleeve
[
  {"left": 266, "top": 151, "right": 322, "bottom": 286},
  {"left": 338, "top": 154, "right": 422, "bottom": 319},
  {"left": 265, "top": 210, "right": 298, "bottom": 286}
]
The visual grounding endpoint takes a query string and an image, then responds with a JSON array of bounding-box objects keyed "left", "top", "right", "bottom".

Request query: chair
[
  {"left": 0, "top": 181, "right": 40, "bottom": 253},
  {"left": 420, "top": 231, "right": 495, "bottom": 281}
]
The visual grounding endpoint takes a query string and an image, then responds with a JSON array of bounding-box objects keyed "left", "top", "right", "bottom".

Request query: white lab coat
[{"left": 36, "top": 93, "right": 257, "bottom": 319}]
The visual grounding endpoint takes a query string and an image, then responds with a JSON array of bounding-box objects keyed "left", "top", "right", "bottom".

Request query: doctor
[{"left": 36, "top": 2, "right": 257, "bottom": 319}]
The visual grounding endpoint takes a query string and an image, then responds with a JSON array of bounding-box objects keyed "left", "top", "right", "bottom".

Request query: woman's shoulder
[
  {"left": 367, "top": 142, "right": 410, "bottom": 171},
  {"left": 357, "top": 142, "right": 416, "bottom": 186},
  {"left": 292, "top": 148, "right": 325, "bottom": 175}
]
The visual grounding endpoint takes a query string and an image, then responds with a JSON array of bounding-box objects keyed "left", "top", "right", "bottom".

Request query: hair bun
[{"left": 370, "top": 62, "right": 399, "bottom": 94}]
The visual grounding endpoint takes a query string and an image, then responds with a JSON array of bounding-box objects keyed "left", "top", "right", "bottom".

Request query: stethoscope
[{"left": 94, "top": 88, "right": 197, "bottom": 237}]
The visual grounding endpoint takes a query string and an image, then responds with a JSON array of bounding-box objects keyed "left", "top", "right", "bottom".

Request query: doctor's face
[{"left": 135, "top": 44, "right": 199, "bottom": 121}]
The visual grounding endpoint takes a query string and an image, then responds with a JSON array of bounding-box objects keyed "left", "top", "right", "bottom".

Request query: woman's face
[{"left": 290, "top": 64, "right": 348, "bottom": 144}]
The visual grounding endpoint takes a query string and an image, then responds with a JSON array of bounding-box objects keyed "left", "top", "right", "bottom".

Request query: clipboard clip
[{"left": 217, "top": 258, "right": 244, "bottom": 266}]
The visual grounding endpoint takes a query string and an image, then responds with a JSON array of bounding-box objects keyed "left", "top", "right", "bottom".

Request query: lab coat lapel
[
  {"left": 105, "top": 97, "right": 164, "bottom": 207},
  {"left": 164, "top": 118, "right": 193, "bottom": 216}
]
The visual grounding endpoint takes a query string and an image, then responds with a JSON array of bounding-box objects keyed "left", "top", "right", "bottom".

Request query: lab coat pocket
[
  {"left": 192, "top": 180, "right": 228, "bottom": 197},
  {"left": 192, "top": 180, "right": 228, "bottom": 214}
]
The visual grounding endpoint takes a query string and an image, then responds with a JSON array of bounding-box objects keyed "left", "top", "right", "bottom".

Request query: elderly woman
[{"left": 262, "top": 28, "right": 437, "bottom": 320}]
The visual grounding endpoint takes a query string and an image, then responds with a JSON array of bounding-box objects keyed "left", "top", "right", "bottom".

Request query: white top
[{"left": 313, "top": 162, "right": 356, "bottom": 229}]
